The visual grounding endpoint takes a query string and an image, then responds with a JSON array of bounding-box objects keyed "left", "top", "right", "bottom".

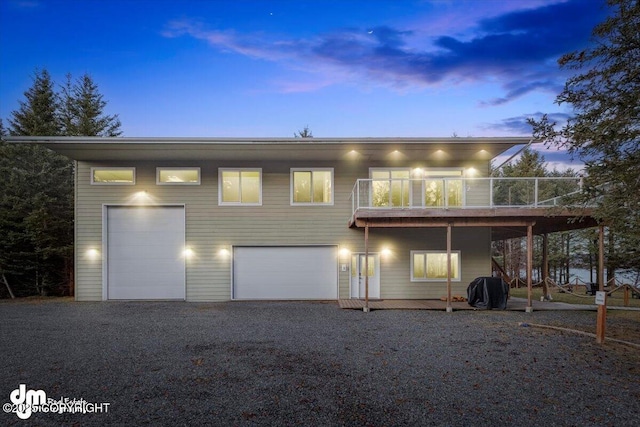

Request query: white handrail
[{"left": 350, "top": 177, "right": 588, "bottom": 217}]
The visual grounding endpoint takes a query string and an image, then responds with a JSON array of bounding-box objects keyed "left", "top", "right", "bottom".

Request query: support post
[
  {"left": 526, "top": 223, "right": 533, "bottom": 313},
  {"left": 501, "top": 239, "right": 507, "bottom": 280},
  {"left": 596, "top": 224, "right": 606, "bottom": 344},
  {"left": 364, "top": 222, "right": 370, "bottom": 312},
  {"left": 542, "top": 233, "right": 549, "bottom": 300},
  {"left": 446, "top": 224, "right": 452, "bottom": 313},
  {"left": 624, "top": 285, "right": 630, "bottom": 307}
]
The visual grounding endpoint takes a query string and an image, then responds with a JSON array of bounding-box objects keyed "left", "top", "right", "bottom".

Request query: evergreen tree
[
  {"left": 59, "top": 74, "right": 76, "bottom": 136},
  {"left": 3, "top": 68, "right": 123, "bottom": 297},
  {"left": 61, "top": 73, "right": 122, "bottom": 136},
  {"left": 491, "top": 148, "right": 587, "bottom": 297},
  {"left": 0, "top": 139, "right": 73, "bottom": 296},
  {"left": 8, "top": 69, "right": 61, "bottom": 136},
  {"left": 530, "top": 0, "right": 640, "bottom": 275},
  {"left": 4, "top": 70, "right": 71, "bottom": 295},
  {"left": 294, "top": 125, "right": 313, "bottom": 138},
  {"left": 499, "top": 149, "right": 547, "bottom": 177},
  {"left": 493, "top": 148, "right": 548, "bottom": 205}
]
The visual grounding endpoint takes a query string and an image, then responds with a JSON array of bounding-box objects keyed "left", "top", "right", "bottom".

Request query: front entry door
[{"left": 350, "top": 254, "right": 380, "bottom": 299}]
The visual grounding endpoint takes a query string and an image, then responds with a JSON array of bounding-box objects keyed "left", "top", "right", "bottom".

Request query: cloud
[
  {"left": 9, "top": 0, "right": 40, "bottom": 8},
  {"left": 163, "top": 0, "right": 608, "bottom": 101},
  {"left": 162, "top": 20, "right": 296, "bottom": 61},
  {"left": 485, "top": 112, "right": 571, "bottom": 135},
  {"left": 482, "top": 80, "right": 564, "bottom": 106}
]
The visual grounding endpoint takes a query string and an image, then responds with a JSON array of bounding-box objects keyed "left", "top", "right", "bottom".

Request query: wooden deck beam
[
  {"left": 349, "top": 207, "right": 598, "bottom": 239},
  {"left": 353, "top": 218, "right": 531, "bottom": 228}
]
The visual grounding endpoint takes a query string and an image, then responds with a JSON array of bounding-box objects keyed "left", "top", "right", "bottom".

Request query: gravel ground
[{"left": 1, "top": 300, "right": 639, "bottom": 426}]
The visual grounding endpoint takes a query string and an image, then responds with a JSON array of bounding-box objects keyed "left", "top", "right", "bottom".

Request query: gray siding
[{"left": 75, "top": 158, "right": 492, "bottom": 301}]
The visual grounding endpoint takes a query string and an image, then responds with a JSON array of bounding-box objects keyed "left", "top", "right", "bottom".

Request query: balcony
[{"left": 349, "top": 177, "right": 596, "bottom": 237}]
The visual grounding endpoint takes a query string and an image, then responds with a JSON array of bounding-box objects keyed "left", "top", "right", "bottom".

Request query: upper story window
[
  {"left": 422, "top": 169, "right": 464, "bottom": 207},
  {"left": 219, "top": 169, "right": 262, "bottom": 205},
  {"left": 370, "top": 168, "right": 411, "bottom": 207},
  {"left": 411, "top": 250, "right": 461, "bottom": 282},
  {"left": 157, "top": 167, "right": 200, "bottom": 185},
  {"left": 91, "top": 167, "right": 135, "bottom": 185},
  {"left": 291, "top": 169, "right": 333, "bottom": 205}
]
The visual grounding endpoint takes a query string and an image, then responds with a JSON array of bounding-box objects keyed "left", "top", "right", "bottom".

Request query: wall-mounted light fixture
[
  {"left": 129, "top": 190, "right": 155, "bottom": 205},
  {"left": 86, "top": 248, "right": 100, "bottom": 260},
  {"left": 183, "top": 247, "right": 195, "bottom": 258},
  {"left": 339, "top": 247, "right": 351, "bottom": 262}
]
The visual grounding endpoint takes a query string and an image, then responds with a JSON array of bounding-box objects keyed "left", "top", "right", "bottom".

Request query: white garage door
[
  {"left": 233, "top": 246, "right": 338, "bottom": 300},
  {"left": 107, "top": 206, "right": 185, "bottom": 300}
]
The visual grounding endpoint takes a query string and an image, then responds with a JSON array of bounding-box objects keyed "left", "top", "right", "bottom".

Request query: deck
[{"left": 348, "top": 177, "right": 598, "bottom": 239}]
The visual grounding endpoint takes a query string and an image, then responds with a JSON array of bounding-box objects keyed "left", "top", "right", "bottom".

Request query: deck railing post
[
  {"left": 352, "top": 190, "right": 355, "bottom": 216},
  {"left": 443, "top": 179, "right": 447, "bottom": 208},
  {"left": 534, "top": 178, "right": 539, "bottom": 207},
  {"left": 489, "top": 177, "right": 494, "bottom": 208}
]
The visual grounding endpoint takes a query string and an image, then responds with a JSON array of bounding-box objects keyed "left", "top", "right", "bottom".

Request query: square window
[
  {"left": 370, "top": 169, "right": 411, "bottom": 207},
  {"left": 422, "top": 169, "right": 464, "bottom": 207},
  {"left": 157, "top": 168, "right": 200, "bottom": 185},
  {"left": 91, "top": 168, "right": 135, "bottom": 185},
  {"left": 411, "top": 250, "right": 461, "bottom": 281},
  {"left": 291, "top": 169, "right": 333, "bottom": 205},
  {"left": 219, "top": 169, "right": 262, "bottom": 205}
]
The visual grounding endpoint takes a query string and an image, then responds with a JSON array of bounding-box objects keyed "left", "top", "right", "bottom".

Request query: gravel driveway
[{"left": 1, "top": 300, "right": 639, "bottom": 426}]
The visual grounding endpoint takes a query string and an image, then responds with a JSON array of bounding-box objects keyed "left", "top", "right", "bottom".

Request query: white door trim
[{"left": 350, "top": 252, "right": 381, "bottom": 299}]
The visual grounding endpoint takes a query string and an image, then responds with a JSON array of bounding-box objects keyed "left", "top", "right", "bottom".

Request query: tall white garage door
[
  {"left": 107, "top": 206, "right": 185, "bottom": 300},
  {"left": 233, "top": 246, "right": 338, "bottom": 300}
]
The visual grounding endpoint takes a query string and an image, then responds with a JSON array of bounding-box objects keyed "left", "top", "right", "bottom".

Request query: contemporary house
[{"left": 8, "top": 137, "right": 597, "bottom": 308}]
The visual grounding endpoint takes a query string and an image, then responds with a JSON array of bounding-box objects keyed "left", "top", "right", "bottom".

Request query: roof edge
[{"left": 4, "top": 136, "right": 535, "bottom": 144}]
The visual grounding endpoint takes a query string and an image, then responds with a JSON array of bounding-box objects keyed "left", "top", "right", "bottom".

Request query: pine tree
[
  {"left": 61, "top": 73, "right": 122, "bottom": 136},
  {"left": 59, "top": 73, "right": 76, "bottom": 136},
  {"left": 4, "top": 70, "right": 73, "bottom": 295},
  {"left": 530, "top": 0, "right": 640, "bottom": 275},
  {"left": 3, "top": 69, "right": 123, "bottom": 296},
  {"left": 493, "top": 148, "right": 548, "bottom": 206},
  {"left": 8, "top": 69, "right": 61, "bottom": 136},
  {"left": 294, "top": 125, "right": 313, "bottom": 138},
  {"left": 0, "top": 140, "right": 73, "bottom": 296}
]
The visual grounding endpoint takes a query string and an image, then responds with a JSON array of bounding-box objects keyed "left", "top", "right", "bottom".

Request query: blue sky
[{"left": 0, "top": 0, "right": 609, "bottom": 168}]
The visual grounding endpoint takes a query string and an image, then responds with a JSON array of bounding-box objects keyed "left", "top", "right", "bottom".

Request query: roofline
[{"left": 5, "top": 136, "right": 536, "bottom": 145}]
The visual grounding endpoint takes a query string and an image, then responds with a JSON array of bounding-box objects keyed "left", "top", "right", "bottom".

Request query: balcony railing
[{"left": 350, "top": 177, "right": 586, "bottom": 216}]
